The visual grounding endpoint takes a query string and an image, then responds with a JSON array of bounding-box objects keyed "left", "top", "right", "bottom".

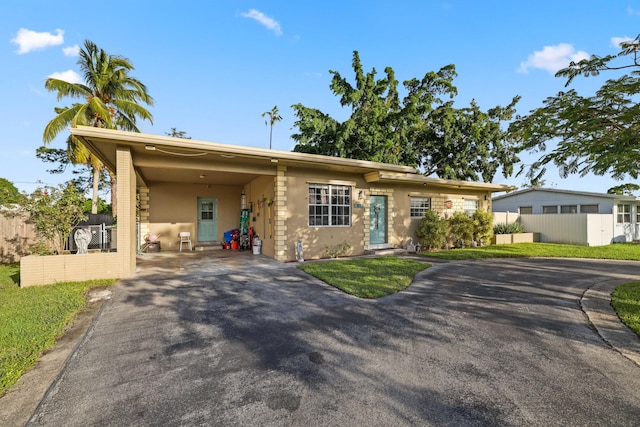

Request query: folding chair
[{"left": 179, "top": 232, "right": 192, "bottom": 251}]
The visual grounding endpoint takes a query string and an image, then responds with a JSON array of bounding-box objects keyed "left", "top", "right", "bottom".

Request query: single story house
[
  {"left": 20, "top": 126, "right": 513, "bottom": 286},
  {"left": 492, "top": 188, "right": 640, "bottom": 245}
]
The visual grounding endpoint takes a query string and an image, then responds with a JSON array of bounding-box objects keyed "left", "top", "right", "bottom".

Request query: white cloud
[
  {"left": 241, "top": 9, "right": 282, "bottom": 36},
  {"left": 627, "top": 6, "right": 640, "bottom": 16},
  {"left": 11, "top": 28, "right": 64, "bottom": 54},
  {"left": 518, "top": 43, "right": 589, "bottom": 75},
  {"left": 62, "top": 44, "right": 80, "bottom": 57},
  {"left": 47, "top": 70, "right": 82, "bottom": 84}
]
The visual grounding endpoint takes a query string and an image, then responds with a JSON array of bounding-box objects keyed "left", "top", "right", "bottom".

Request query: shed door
[{"left": 197, "top": 197, "right": 218, "bottom": 242}]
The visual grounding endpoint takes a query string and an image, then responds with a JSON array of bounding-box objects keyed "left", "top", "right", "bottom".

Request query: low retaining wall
[
  {"left": 20, "top": 252, "right": 124, "bottom": 287},
  {"left": 492, "top": 232, "right": 538, "bottom": 245}
]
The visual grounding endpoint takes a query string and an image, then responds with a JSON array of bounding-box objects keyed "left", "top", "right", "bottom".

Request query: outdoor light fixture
[
  {"left": 270, "top": 158, "right": 279, "bottom": 163},
  {"left": 199, "top": 174, "right": 206, "bottom": 179},
  {"left": 145, "top": 145, "right": 156, "bottom": 151}
]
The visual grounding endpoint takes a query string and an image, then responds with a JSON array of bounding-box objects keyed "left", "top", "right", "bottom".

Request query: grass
[
  {"left": 298, "top": 256, "right": 430, "bottom": 299},
  {"left": 419, "top": 242, "right": 640, "bottom": 261},
  {"left": 611, "top": 282, "right": 640, "bottom": 337},
  {"left": 0, "top": 263, "right": 115, "bottom": 397}
]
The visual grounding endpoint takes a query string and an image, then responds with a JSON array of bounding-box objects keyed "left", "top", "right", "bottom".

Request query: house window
[
  {"left": 308, "top": 184, "right": 351, "bottom": 226},
  {"left": 464, "top": 199, "right": 478, "bottom": 216},
  {"left": 410, "top": 197, "right": 431, "bottom": 218},
  {"left": 560, "top": 205, "right": 577, "bottom": 214},
  {"left": 617, "top": 204, "right": 631, "bottom": 223},
  {"left": 580, "top": 204, "right": 599, "bottom": 214},
  {"left": 519, "top": 206, "right": 533, "bottom": 214},
  {"left": 542, "top": 205, "right": 558, "bottom": 214}
]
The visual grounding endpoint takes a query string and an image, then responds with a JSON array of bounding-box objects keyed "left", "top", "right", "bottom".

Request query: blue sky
[{"left": 2, "top": 1, "right": 639, "bottom": 195}]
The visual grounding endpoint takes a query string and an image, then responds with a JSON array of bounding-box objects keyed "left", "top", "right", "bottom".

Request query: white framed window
[
  {"left": 410, "top": 197, "right": 431, "bottom": 218},
  {"left": 464, "top": 199, "right": 478, "bottom": 216},
  {"left": 308, "top": 184, "right": 351, "bottom": 226},
  {"left": 519, "top": 206, "right": 533, "bottom": 214},
  {"left": 542, "top": 205, "right": 558, "bottom": 214},
  {"left": 617, "top": 204, "right": 631, "bottom": 223},
  {"left": 580, "top": 204, "right": 599, "bottom": 214},
  {"left": 560, "top": 205, "right": 577, "bottom": 214}
]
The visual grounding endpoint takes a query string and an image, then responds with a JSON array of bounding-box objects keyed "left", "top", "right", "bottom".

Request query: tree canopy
[
  {"left": 43, "top": 40, "right": 154, "bottom": 214},
  {"left": 509, "top": 34, "right": 640, "bottom": 183},
  {"left": 291, "top": 51, "right": 520, "bottom": 182},
  {"left": 0, "top": 178, "right": 22, "bottom": 207}
]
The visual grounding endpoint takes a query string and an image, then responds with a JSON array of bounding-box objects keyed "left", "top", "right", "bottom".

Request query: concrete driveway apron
[{"left": 28, "top": 254, "right": 640, "bottom": 426}]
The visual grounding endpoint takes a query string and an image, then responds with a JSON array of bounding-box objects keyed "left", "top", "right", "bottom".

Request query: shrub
[
  {"left": 415, "top": 210, "right": 447, "bottom": 250},
  {"left": 447, "top": 211, "right": 474, "bottom": 248},
  {"left": 472, "top": 209, "right": 493, "bottom": 246},
  {"left": 493, "top": 222, "right": 524, "bottom": 234}
]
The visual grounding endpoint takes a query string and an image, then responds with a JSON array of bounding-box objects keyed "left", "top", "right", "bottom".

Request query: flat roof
[{"left": 71, "top": 126, "right": 515, "bottom": 192}]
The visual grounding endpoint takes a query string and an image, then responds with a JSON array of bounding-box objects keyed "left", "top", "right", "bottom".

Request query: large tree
[
  {"left": 43, "top": 40, "right": 154, "bottom": 214},
  {"left": 292, "top": 51, "right": 520, "bottom": 181},
  {"left": 0, "top": 178, "right": 22, "bottom": 207},
  {"left": 509, "top": 34, "right": 640, "bottom": 183}
]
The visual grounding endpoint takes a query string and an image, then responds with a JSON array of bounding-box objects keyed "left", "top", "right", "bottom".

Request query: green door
[
  {"left": 197, "top": 197, "right": 218, "bottom": 242},
  {"left": 369, "top": 195, "right": 387, "bottom": 246}
]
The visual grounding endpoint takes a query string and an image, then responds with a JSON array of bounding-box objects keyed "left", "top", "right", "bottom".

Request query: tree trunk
[
  {"left": 109, "top": 171, "right": 117, "bottom": 218},
  {"left": 91, "top": 166, "right": 99, "bottom": 214}
]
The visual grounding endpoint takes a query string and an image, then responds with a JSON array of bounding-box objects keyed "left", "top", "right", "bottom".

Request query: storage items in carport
[{"left": 222, "top": 229, "right": 239, "bottom": 250}]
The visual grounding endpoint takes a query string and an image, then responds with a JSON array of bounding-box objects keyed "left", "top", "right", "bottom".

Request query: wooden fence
[{"left": 0, "top": 210, "right": 41, "bottom": 263}]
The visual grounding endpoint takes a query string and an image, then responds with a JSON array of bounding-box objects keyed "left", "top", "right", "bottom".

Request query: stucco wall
[
  {"left": 147, "top": 182, "right": 242, "bottom": 248},
  {"left": 284, "top": 168, "right": 367, "bottom": 260},
  {"left": 20, "top": 252, "right": 122, "bottom": 287},
  {"left": 243, "top": 175, "right": 275, "bottom": 257}
]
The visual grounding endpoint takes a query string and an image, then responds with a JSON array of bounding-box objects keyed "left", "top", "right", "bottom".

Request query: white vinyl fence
[{"left": 492, "top": 212, "right": 615, "bottom": 246}]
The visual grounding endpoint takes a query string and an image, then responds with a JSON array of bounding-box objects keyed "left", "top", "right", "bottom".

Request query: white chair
[{"left": 179, "top": 232, "right": 192, "bottom": 252}]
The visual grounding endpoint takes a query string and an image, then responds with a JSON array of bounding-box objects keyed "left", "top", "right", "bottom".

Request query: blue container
[{"left": 223, "top": 229, "right": 238, "bottom": 242}]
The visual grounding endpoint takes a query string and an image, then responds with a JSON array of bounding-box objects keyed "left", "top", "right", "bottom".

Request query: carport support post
[
  {"left": 274, "top": 165, "right": 288, "bottom": 261},
  {"left": 116, "top": 145, "right": 137, "bottom": 276}
]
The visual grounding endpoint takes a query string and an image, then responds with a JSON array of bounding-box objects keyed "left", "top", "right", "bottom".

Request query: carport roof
[{"left": 70, "top": 126, "right": 515, "bottom": 192}]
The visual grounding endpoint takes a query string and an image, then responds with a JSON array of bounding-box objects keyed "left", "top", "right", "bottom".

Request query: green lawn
[
  {"left": 298, "top": 256, "right": 430, "bottom": 298},
  {"left": 611, "top": 282, "right": 640, "bottom": 337},
  {"left": 420, "top": 242, "right": 640, "bottom": 261},
  {"left": 0, "top": 263, "right": 115, "bottom": 397}
]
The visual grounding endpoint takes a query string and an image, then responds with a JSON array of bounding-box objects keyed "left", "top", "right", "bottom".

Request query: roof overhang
[
  {"left": 70, "top": 127, "right": 418, "bottom": 186},
  {"left": 70, "top": 127, "right": 516, "bottom": 192},
  {"left": 364, "top": 171, "right": 516, "bottom": 193}
]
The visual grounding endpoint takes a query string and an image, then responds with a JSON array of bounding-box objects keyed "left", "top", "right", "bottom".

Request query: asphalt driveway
[{"left": 24, "top": 253, "right": 640, "bottom": 425}]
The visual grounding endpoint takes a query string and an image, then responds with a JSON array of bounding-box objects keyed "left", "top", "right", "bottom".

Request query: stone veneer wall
[
  {"left": 273, "top": 166, "right": 288, "bottom": 261},
  {"left": 138, "top": 187, "right": 150, "bottom": 246}
]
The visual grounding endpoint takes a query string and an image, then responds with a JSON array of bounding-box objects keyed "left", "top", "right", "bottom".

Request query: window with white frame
[
  {"left": 580, "top": 204, "right": 599, "bottom": 214},
  {"left": 560, "top": 205, "right": 577, "bottom": 214},
  {"left": 519, "top": 206, "right": 533, "bottom": 214},
  {"left": 617, "top": 204, "right": 631, "bottom": 223},
  {"left": 464, "top": 199, "right": 478, "bottom": 216},
  {"left": 410, "top": 197, "right": 431, "bottom": 218},
  {"left": 308, "top": 184, "right": 351, "bottom": 226},
  {"left": 542, "top": 205, "right": 558, "bottom": 214}
]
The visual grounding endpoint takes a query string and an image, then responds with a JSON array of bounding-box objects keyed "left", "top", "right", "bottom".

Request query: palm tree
[
  {"left": 43, "top": 40, "right": 154, "bottom": 214},
  {"left": 261, "top": 105, "right": 282, "bottom": 150}
]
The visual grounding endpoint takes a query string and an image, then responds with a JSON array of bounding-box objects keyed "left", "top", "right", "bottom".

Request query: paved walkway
[{"left": 2, "top": 253, "right": 640, "bottom": 426}]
